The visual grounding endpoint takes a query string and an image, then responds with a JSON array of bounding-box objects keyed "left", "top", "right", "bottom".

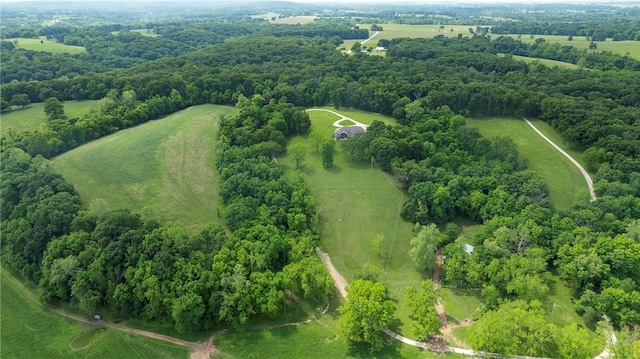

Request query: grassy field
[
  {"left": 111, "top": 29, "right": 159, "bottom": 37},
  {"left": 339, "top": 24, "right": 640, "bottom": 60},
  {"left": 0, "top": 267, "right": 188, "bottom": 359},
  {"left": 252, "top": 12, "right": 317, "bottom": 24},
  {"left": 504, "top": 54, "right": 581, "bottom": 69},
  {"left": 341, "top": 23, "right": 475, "bottom": 51},
  {"left": 213, "top": 319, "right": 464, "bottom": 358},
  {"left": 467, "top": 117, "right": 589, "bottom": 210},
  {"left": 281, "top": 107, "right": 424, "bottom": 337},
  {"left": 503, "top": 34, "right": 640, "bottom": 60},
  {"left": 52, "top": 105, "right": 235, "bottom": 233},
  {"left": 1, "top": 100, "right": 99, "bottom": 137},
  {"left": 6, "top": 37, "right": 86, "bottom": 54}
]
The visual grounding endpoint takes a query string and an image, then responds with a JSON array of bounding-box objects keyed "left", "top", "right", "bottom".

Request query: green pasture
[
  {"left": 504, "top": 34, "right": 640, "bottom": 60},
  {"left": 52, "top": 105, "right": 235, "bottom": 233},
  {"left": 111, "top": 29, "right": 159, "bottom": 37},
  {"left": 439, "top": 288, "right": 483, "bottom": 322},
  {"left": 213, "top": 315, "right": 463, "bottom": 359},
  {"left": 525, "top": 118, "right": 588, "bottom": 169},
  {"left": 341, "top": 23, "right": 475, "bottom": 51},
  {"left": 505, "top": 54, "right": 581, "bottom": 69},
  {"left": 1, "top": 100, "right": 98, "bottom": 137},
  {"left": 6, "top": 37, "right": 86, "bottom": 54},
  {"left": 0, "top": 268, "right": 188, "bottom": 359},
  {"left": 468, "top": 117, "right": 589, "bottom": 210},
  {"left": 282, "top": 107, "right": 424, "bottom": 337}
]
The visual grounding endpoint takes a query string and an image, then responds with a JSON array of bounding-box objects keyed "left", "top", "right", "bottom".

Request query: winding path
[
  {"left": 522, "top": 117, "right": 596, "bottom": 202},
  {"left": 305, "top": 108, "right": 368, "bottom": 130},
  {"left": 314, "top": 247, "right": 615, "bottom": 359}
]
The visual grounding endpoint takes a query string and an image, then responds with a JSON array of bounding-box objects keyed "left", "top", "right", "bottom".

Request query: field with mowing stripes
[{"left": 52, "top": 105, "right": 235, "bottom": 233}]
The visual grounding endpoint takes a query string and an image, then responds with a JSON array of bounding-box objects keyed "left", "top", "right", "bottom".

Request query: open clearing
[
  {"left": 468, "top": 117, "right": 588, "bottom": 209},
  {"left": 282, "top": 107, "right": 424, "bottom": 336},
  {"left": 52, "top": 105, "right": 236, "bottom": 233},
  {"left": 341, "top": 24, "right": 474, "bottom": 50},
  {"left": 502, "top": 54, "right": 581, "bottom": 69},
  {"left": 0, "top": 268, "right": 188, "bottom": 359},
  {"left": 1, "top": 100, "right": 99, "bottom": 137},
  {"left": 503, "top": 34, "right": 640, "bottom": 60},
  {"left": 5, "top": 37, "right": 86, "bottom": 54}
]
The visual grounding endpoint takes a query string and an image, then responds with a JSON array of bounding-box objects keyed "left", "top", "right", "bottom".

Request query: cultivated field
[
  {"left": 0, "top": 268, "right": 188, "bottom": 359},
  {"left": 1, "top": 100, "right": 99, "bottom": 137},
  {"left": 52, "top": 105, "right": 235, "bottom": 233},
  {"left": 468, "top": 117, "right": 589, "bottom": 210},
  {"left": 5, "top": 37, "right": 86, "bottom": 54}
]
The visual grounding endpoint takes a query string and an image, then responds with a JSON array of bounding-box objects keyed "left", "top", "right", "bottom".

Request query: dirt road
[{"left": 523, "top": 117, "right": 596, "bottom": 202}]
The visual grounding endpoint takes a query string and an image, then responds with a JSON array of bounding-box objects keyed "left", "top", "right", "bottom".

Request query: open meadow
[
  {"left": 340, "top": 24, "right": 640, "bottom": 60},
  {"left": 52, "top": 105, "right": 235, "bottom": 233},
  {"left": 508, "top": 34, "right": 640, "bottom": 60},
  {"left": 468, "top": 117, "right": 589, "bottom": 210},
  {"left": 0, "top": 268, "right": 188, "bottom": 359},
  {"left": 1, "top": 100, "right": 99, "bottom": 137},
  {"left": 282, "top": 108, "right": 423, "bottom": 336},
  {"left": 5, "top": 37, "right": 86, "bottom": 54},
  {"left": 506, "top": 54, "right": 581, "bottom": 69}
]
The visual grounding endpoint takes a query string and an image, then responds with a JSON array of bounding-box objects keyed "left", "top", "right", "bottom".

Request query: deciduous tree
[{"left": 339, "top": 279, "right": 395, "bottom": 352}]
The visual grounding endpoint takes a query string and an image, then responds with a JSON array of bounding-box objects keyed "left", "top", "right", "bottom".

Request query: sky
[
  {"left": 1, "top": 0, "right": 638, "bottom": 4},
  {"left": 0, "top": 0, "right": 636, "bottom": 2}
]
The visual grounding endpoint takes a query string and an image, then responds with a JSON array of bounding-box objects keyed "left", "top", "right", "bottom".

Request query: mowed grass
[
  {"left": 505, "top": 34, "right": 640, "bottom": 60},
  {"left": 281, "top": 107, "right": 424, "bottom": 336},
  {"left": 468, "top": 117, "right": 589, "bottom": 210},
  {"left": 52, "top": 105, "right": 235, "bottom": 233},
  {"left": 505, "top": 54, "right": 581, "bottom": 69},
  {"left": 341, "top": 24, "right": 475, "bottom": 51},
  {"left": 6, "top": 37, "right": 86, "bottom": 54},
  {"left": 0, "top": 268, "right": 188, "bottom": 359},
  {"left": 1, "top": 100, "right": 99, "bottom": 137},
  {"left": 213, "top": 305, "right": 463, "bottom": 359}
]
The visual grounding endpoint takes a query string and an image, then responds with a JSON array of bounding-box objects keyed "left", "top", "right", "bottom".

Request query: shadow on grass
[{"left": 346, "top": 334, "right": 404, "bottom": 359}]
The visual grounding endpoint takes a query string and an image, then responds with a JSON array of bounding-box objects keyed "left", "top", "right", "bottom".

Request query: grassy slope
[
  {"left": 281, "top": 107, "right": 424, "bottom": 337},
  {"left": 1, "top": 100, "right": 99, "bottom": 137},
  {"left": 509, "top": 54, "right": 581, "bottom": 69},
  {"left": 468, "top": 117, "right": 589, "bottom": 210},
  {"left": 52, "top": 105, "right": 235, "bottom": 233},
  {"left": 0, "top": 268, "right": 188, "bottom": 359},
  {"left": 6, "top": 36, "right": 86, "bottom": 54}
]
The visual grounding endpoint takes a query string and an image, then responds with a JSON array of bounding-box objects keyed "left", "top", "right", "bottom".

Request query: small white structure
[
  {"left": 374, "top": 46, "right": 386, "bottom": 52},
  {"left": 464, "top": 244, "right": 475, "bottom": 254}
]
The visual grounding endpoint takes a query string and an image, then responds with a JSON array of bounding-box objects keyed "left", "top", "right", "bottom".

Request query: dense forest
[{"left": 1, "top": 2, "right": 639, "bottom": 356}]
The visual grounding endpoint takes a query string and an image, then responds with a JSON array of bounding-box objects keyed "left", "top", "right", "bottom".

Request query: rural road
[
  {"left": 345, "top": 31, "right": 380, "bottom": 54},
  {"left": 305, "top": 108, "right": 369, "bottom": 129},
  {"left": 522, "top": 117, "right": 597, "bottom": 202}
]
